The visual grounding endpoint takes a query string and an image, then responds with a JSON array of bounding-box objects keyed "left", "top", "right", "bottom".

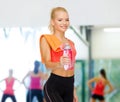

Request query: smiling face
[
  {"left": 49, "top": 7, "right": 70, "bottom": 34},
  {"left": 51, "top": 10, "right": 70, "bottom": 33}
]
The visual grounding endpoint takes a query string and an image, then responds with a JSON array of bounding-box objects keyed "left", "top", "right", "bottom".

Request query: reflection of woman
[
  {"left": 87, "top": 69, "right": 114, "bottom": 102},
  {"left": 0, "top": 69, "right": 21, "bottom": 102},
  {"left": 22, "top": 60, "right": 48, "bottom": 102},
  {"left": 40, "top": 7, "right": 78, "bottom": 102}
]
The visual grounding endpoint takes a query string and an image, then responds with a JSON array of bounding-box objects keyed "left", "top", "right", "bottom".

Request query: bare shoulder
[
  {"left": 93, "top": 76, "right": 99, "bottom": 80},
  {"left": 40, "top": 35, "right": 47, "bottom": 43},
  {"left": 88, "top": 77, "right": 98, "bottom": 83},
  {"left": 40, "top": 34, "right": 51, "bottom": 43},
  {"left": 40, "top": 35, "right": 50, "bottom": 48}
]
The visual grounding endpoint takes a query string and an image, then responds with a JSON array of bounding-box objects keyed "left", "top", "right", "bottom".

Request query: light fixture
[{"left": 103, "top": 28, "right": 120, "bottom": 32}]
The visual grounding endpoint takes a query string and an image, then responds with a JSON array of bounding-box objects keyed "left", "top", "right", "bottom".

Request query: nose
[{"left": 63, "top": 20, "right": 67, "bottom": 25}]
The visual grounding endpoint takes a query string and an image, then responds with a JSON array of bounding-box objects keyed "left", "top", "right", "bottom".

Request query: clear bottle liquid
[{"left": 63, "top": 43, "right": 72, "bottom": 70}]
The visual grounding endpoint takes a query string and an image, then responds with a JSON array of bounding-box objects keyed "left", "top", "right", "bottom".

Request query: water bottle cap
[{"left": 64, "top": 43, "right": 71, "bottom": 49}]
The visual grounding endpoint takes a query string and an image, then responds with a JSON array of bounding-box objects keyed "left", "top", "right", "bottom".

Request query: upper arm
[
  {"left": 107, "top": 80, "right": 114, "bottom": 90},
  {"left": 88, "top": 77, "right": 97, "bottom": 84},
  {"left": 40, "top": 36, "right": 51, "bottom": 63}
]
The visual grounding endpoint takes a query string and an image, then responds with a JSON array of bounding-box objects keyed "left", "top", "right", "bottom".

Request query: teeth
[{"left": 61, "top": 27, "right": 67, "bottom": 28}]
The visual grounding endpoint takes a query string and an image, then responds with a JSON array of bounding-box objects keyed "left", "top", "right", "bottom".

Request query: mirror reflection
[{"left": 0, "top": 26, "right": 119, "bottom": 102}]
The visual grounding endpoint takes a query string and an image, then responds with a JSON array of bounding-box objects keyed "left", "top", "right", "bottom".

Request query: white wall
[
  {"left": 92, "top": 27, "right": 120, "bottom": 59},
  {"left": 0, "top": 0, "right": 120, "bottom": 27}
]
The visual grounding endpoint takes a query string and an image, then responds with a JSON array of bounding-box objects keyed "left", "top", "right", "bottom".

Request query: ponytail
[
  {"left": 100, "top": 69, "right": 107, "bottom": 79},
  {"left": 34, "top": 60, "right": 40, "bottom": 74}
]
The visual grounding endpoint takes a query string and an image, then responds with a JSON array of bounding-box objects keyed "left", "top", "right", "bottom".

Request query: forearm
[
  {"left": 73, "top": 87, "right": 78, "bottom": 102},
  {"left": 45, "top": 61, "right": 63, "bottom": 71},
  {"left": 105, "top": 81, "right": 114, "bottom": 94},
  {"left": 87, "top": 82, "right": 93, "bottom": 91},
  {"left": 74, "top": 87, "right": 77, "bottom": 98}
]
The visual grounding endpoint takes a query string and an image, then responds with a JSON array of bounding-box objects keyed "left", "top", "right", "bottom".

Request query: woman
[
  {"left": 87, "top": 69, "right": 114, "bottom": 102},
  {"left": 0, "top": 69, "right": 21, "bottom": 102},
  {"left": 40, "top": 7, "right": 78, "bottom": 102},
  {"left": 22, "top": 60, "right": 48, "bottom": 102}
]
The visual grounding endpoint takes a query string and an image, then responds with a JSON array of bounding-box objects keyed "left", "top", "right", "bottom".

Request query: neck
[
  {"left": 54, "top": 31, "right": 66, "bottom": 40},
  {"left": 54, "top": 29, "right": 65, "bottom": 35},
  {"left": 9, "top": 75, "right": 12, "bottom": 78}
]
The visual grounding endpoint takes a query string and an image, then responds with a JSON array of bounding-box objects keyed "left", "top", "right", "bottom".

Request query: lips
[{"left": 61, "top": 26, "right": 68, "bottom": 29}]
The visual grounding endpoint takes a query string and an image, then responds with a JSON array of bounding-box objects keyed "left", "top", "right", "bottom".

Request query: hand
[
  {"left": 60, "top": 55, "right": 71, "bottom": 66},
  {"left": 73, "top": 94, "right": 78, "bottom": 102},
  {"left": 73, "top": 88, "right": 78, "bottom": 102}
]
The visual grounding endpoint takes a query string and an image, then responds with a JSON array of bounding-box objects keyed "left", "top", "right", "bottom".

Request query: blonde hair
[{"left": 49, "top": 7, "right": 68, "bottom": 33}]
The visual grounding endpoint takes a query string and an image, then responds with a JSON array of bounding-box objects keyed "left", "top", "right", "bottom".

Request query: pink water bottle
[{"left": 63, "top": 43, "right": 72, "bottom": 70}]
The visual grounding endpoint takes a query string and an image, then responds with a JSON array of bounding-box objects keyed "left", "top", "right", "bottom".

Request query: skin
[
  {"left": 40, "top": 10, "right": 78, "bottom": 102},
  {"left": 87, "top": 74, "right": 114, "bottom": 102}
]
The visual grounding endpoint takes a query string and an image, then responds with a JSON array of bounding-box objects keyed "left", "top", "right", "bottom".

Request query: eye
[
  {"left": 58, "top": 19, "right": 62, "bottom": 21},
  {"left": 58, "top": 20, "right": 62, "bottom": 21},
  {"left": 66, "top": 18, "right": 69, "bottom": 21}
]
